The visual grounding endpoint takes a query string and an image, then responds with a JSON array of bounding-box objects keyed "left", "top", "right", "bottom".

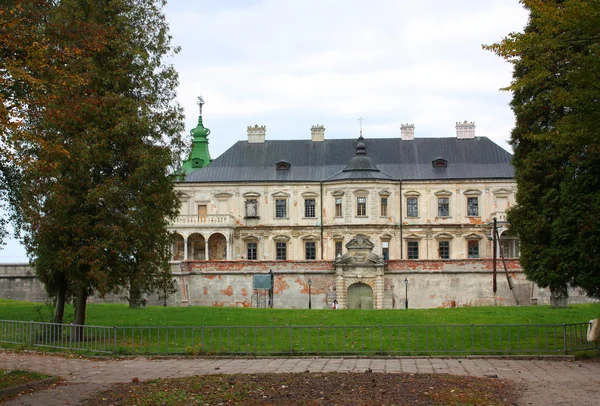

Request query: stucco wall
[{"left": 1, "top": 261, "right": 593, "bottom": 309}]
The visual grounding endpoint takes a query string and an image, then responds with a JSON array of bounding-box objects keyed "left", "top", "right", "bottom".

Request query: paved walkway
[{"left": 1, "top": 352, "right": 600, "bottom": 405}]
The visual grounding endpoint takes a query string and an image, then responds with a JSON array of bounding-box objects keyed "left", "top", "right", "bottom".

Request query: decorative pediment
[
  {"left": 403, "top": 190, "right": 421, "bottom": 197},
  {"left": 177, "top": 191, "right": 191, "bottom": 200},
  {"left": 463, "top": 189, "right": 482, "bottom": 196},
  {"left": 434, "top": 190, "right": 452, "bottom": 197},
  {"left": 301, "top": 234, "right": 320, "bottom": 241},
  {"left": 331, "top": 190, "right": 345, "bottom": 197},
  {"left": 435, "top": 233, "right": 454, "bottom": 240},
  {"left": 492, "top": 188, "right": 512, "bottom": 198},
  {"left": 345, "top": 234, "right": 374, "bottom": 250},
  {"left": 271, "top": 191, "right": 290, "bottom": 198},
  {"left": 301, "top": 191, "right": 318, "bottom": 198},
  {"left": 403, "top": 233, "right": 422, "bottom": 240},
  {"left": 334, "top": 252, "right": 385, "bottom": 266},
  {"left": 273, "top": 235, "right": 290, "bottom": 242},
  {"left": 214, "top": 192, "right": 233, "bottom": 199},
  {"left": 464, "top": 233, "right": 483, "bottom": 240},
  {"left": 379, "top": 190, "right": 391, "bottom": 197}
]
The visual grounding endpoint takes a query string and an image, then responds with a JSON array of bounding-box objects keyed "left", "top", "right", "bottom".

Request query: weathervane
[
  {"left": 358, "top": 117, "right": 364, "bottom": 137},
  {"left": 197, "top": 96, "right": 204, "bottom": 115}
]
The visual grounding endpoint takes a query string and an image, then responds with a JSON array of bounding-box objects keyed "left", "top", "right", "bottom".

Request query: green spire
[{"left": 179, "top": 97, "right": 212, "bottom": 175}]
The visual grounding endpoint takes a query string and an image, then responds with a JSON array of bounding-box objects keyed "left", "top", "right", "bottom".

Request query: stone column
[
  {"left": 204, "top": 240, "right": 209, "bottom": 261},
  {"left": 183, "top": 237, "right": 188, "bottom": 261},
  {"left": 336, "top": 272, "right": 346, "bottom": 309},
  {"left": 375, "top": 272, "right": 384, "bottom": 309}
]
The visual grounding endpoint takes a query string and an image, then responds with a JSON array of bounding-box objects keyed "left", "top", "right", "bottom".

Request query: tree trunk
[
  {"left": 129, "top": 279, "right": 143, "bottom": 309},
  {"left": 550, "top": 288, "right": 568, "bottom": 308},
  {"left": 72, "top": 286, "right": 88, "bottom": 341},
  {"left": 53, "top": 285, "right": 67, "bottom": 324}
]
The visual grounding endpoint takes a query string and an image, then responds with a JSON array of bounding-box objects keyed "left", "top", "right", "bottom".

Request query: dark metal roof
[{"left": 183, "top": 137, "right": 514, "bottom": 183}]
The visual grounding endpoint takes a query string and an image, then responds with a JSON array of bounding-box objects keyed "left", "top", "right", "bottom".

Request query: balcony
[
  {"left": 171, "top": 214, "right": 235, "bottom": 227},
  {"left": 490, "top": 212, "right": 507, "bottom": 222}
]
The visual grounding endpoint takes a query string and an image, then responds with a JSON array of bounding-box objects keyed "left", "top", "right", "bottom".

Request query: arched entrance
[
  {"left": 347, "top": 282, "right": 373, "bottom": 310},
  {"left": 208, "top": 233, "right": 227, "bottom": 260},
  {"left": 170, "top": 234, "right": 184, "bottom": 261},
  {"left": 187, "top": 233, "right": 206, "bottom": 260}
]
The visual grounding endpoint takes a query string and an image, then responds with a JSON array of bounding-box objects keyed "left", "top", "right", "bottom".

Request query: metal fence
[{"left": 0, "top": 320, "right": 597, "bottom": 356}]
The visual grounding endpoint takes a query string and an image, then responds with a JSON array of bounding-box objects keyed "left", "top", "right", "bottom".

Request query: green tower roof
[{"left": 179, "top": 97, "right": 212, "bottom": 175}]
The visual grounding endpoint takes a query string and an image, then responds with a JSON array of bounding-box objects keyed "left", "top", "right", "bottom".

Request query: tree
[
  {"left": 486, "top": 0, "right": 600, "bottom": 304},
  {"left": 18, "top": 0, "right": 184, "bottom": 326}
]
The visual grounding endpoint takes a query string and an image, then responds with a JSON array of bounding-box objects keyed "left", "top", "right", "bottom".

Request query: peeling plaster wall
[{"left": 1, "top": 261, "right": 595, "bottom": 309}]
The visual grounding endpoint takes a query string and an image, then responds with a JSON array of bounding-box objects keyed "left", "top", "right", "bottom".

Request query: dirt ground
[{"left": 79, "top": 372, "right": 521, "bottom": 405}]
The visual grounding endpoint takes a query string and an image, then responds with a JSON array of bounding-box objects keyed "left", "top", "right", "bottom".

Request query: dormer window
[
  {"left": 192, "top": 158, "right": 204, "bottom": 168},
  {"left": 276, "top": 160, "right": 291, "bottom": 170},
  {"left": 432, "top": 157, "right": 447, "bottom": 168}
]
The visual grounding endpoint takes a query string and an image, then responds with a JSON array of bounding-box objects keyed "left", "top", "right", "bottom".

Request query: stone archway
[
  {"left": 334, "top": 234, "right": 386, "bottom": 309},
  {"left": 208, "top": 233, "right": 227, "bottom": 260},
  {"left": 347, "top": 282, "right": 373, "bottom": 309},
  {"left": 170, "top": 234, "right": 184, "bottom": 261},
  {"left": 187, "top": 233, "right": 206, "bottom": 260}
]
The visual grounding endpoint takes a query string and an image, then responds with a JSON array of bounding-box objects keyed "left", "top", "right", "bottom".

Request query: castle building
[{"left": 167, "top": 100, "right": 524, "bottom": 309}]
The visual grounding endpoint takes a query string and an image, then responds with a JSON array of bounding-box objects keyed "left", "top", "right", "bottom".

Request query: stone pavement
[{"left": 1, "top": 351, "right": 600, "bottom": 405}]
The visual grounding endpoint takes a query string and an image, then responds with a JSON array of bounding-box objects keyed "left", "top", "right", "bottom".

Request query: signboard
[{"left": 253, "top": 274, "right": 272, "bottom": 289}]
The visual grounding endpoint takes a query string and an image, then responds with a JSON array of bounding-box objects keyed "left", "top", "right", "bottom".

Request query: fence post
[
  {"left": 289, "top": 325, "right": 293, "bottom": 355},
  {"left": 29, "top": 321, "right": 33, "bottom": 347},
  {"left": 471, "top": 324, "right": 475, "bottom": 355},
  {"left": 563, "top": 324, "right": 567, "bottom": 354},
  {"left": 114, "top": 326, "right": 117, "bottom": 354}
]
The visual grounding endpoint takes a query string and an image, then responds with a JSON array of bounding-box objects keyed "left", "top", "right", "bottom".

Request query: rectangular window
[
  {"left": 304, "top": 199, "right": 316, "bottom": 218},
  {"left": 275, "top": 199, "right": 287, "bottom": 218},
  {"left": 380, "top": 197, "right": 388, "bottom": 216},
  {"left": 500, "top": 238, "right": 520, "bottom": 258},
  {"left": 407, "top": 241, "right": 419, "bottom": 259},
  {"left": 357, "top": 197, "right": 367, "bottom": 216},
  {"left": 438, "top": 198, "right": 449, "bottom": 217},
  {"left": 438, "top": 240, "right": 450, "bottom": 259},
  {"left": 335, "top": 198, "right": 343, "bottom": 217},
  {"left": 305, "top": 241, "right": 316, "bottom": 260},
  {"left": 467, "top": 197, "right": 479, "bottom": 217},
  {"left": 198, "top": 204, "right": 207, "bottom": 218},
  {"left": 467, "top": 240, "right": 479, "bottom": 258},
  {"left": 382, "top": 241, "right": 389, "bottom": 260},
  {"left": 276, "top": 242, "right": 287, "bottom": 260},
  {"left": 407, "top": 197, "right": 418, "bottom": 218},
  {"left": 335, "top": 241, "right": 343, "bottom": 257},
  {"left": 245, "top": 199, "right": 258, "bottom": 218},
  {"left": 246, "top": 242, "right": 257, "bottom": 260}
]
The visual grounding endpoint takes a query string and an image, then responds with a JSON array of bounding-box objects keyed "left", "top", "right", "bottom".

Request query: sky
[{"left": 0, "top": 0, "right": 529, "bottom": 263}]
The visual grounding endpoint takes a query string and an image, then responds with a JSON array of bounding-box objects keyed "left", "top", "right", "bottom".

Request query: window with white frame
[
  {"left": 246, "top": 242, "right": 257, "bottom": 260},
  {"left": 467, "top": 197, "right": 479, "bottom": 217},
  {"left": 380, "top": 197, "right": 388, "bottom": 216},
  {"left": 304, "top": 198, "right": 316, "bottom": 218},
  {"left": 357, "top": 197, "right": 367, "bottom": 216},
  {"left": 438, "top": 198, "right": 449, "bottom": 217},
  {"left": 407, "top": 197, "right": 418, "bottom": 217},
  {"left": 335, "top": 198, "right": 343, "bottom": 217},
  {"left": 275, "top": 199, "right": 287, "bottom": 218}
]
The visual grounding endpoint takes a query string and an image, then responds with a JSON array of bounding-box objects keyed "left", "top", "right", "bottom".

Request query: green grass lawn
[{"left": 1, "top": 299, "right": 599, "bottom": 327}]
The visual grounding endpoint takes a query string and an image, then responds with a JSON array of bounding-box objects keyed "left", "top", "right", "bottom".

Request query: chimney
[
  {"left": 456, "top": 121, "right": 475, "bottom": 139},
  {"left": 400, "top": 123, "right": 415, "bottom": 140},
  {"left": 311, "top": 125, "right": 325, "bottom": 142},
  {"left": 247, "top": 125, "right": 266, "bottom": 143}
]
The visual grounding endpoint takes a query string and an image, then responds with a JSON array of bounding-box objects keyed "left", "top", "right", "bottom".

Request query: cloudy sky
[{"left": 0, "top": 0, "right": 529, "bottom": 262}]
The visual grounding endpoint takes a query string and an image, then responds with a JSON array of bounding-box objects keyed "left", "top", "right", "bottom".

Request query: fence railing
[{"left": 1, "top": 320, "right": 597, "bottom": 356}]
